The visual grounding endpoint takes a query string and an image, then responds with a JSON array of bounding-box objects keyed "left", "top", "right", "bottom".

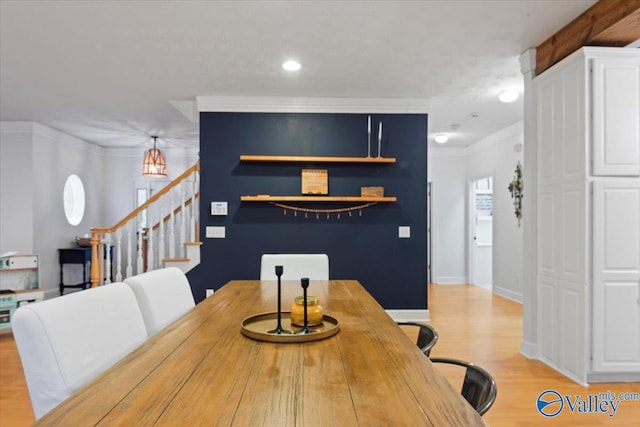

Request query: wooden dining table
[{"left": 35, "top": 280, "right": 486, "bottom": 426}]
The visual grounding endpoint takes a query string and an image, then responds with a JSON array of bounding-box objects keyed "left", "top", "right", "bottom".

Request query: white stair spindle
[
  {"left": 125, "top": 221, "right": 133, "bottom": 279},
  {"left": 169, "top": 189, "right": 176, "bottom": 258},
  {"left": 115, "top": 228, "right": 123, "bottom": 282},
  {"left": 180, "top": 184, "right": 187, "bottom": 255},
  {"left": 103, "top": 233, "right": 112, "bottom": 284},
  {"left": 147, "top": 210, "right": 154, "bottom": 271},
  {"left": 158, "top": 205, "right": 165, "bottom": 265},
  {"left": 191, "top": 172, "right": 197, "bottom": 241},
  {"left": 136, "top": 213, "right": 144, "bottom": 274}
]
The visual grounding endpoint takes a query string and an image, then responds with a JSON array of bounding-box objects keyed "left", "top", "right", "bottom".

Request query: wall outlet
[
  {"left": 206, "top": 226, "right": 225, "bottom": 238},
  {"left": 206, "top": 289, "right": 214, "bottom": 297},
  {"left": 398, "top": 226, "right": 411, "bottom": 238}
]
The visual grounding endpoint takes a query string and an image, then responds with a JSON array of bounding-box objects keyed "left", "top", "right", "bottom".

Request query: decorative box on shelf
[
  {"left": 361, "top": 186, "right": 384, "bottom": 197},
  {"left": 301, "top": 169, "right": 329, "bottom": 195}
]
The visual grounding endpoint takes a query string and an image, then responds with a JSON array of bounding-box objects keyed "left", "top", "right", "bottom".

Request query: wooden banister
[
  {"left": 91, "top": 162, "right": 199, "bottom": 234},
  {"left": 90, "top": 161, "right": 200, "bottom": 286}
]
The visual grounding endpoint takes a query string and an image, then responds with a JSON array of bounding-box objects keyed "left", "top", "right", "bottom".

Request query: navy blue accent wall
[{"left": 188, "top": 112, "right": 427, "bottom": 310}]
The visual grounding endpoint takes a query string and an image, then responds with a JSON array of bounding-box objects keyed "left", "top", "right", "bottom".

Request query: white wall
[
  {"left": 1, "top": 122, "right": 105, "bottom": 296},
  {"left": 430, "top": 150, "right": 467, "bottom": 284},
  {"left": 465, "top": 122, "right": 524, "bottom": 301},
  {"left": 0, "top": 121, "right": 199, "bottom": 298},
  {"left": 0, "top": 124, "right": 34, "bottom": 254},
  {"left": 430, "top": 121, "right": 524, "bottom": 302}
]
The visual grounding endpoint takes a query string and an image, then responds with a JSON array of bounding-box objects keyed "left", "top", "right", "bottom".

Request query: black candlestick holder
[
  {"left": 268, "top": 265, "right": 291, "bottom": 334},
  {"left": 295, "top": 277, "right": 315, "bottom": 334}
]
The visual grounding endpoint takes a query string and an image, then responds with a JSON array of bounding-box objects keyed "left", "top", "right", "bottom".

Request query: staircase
[{"left": 89, "top": 162, "right": 200, "bottom": 286}]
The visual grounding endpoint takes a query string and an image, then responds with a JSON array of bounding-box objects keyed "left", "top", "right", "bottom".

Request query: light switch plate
[
  {"left": 206, "top": 226, "right": 226, "bottom": 238},
  {"left": 211, "top": 201, "right": 228, "bottom": 216},
  {"left": 399, "top": 226, "right": 411, "bottom": 238}
]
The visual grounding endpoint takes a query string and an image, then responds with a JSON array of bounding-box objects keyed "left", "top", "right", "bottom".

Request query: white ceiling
[{"left": 0, "top": 0, "right": 599, "bottom": 150}]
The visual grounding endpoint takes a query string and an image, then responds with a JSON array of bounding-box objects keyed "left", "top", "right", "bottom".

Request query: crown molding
[
  {"left": 1, "top": 121, "right": 103, "bottom": 155},
  {"left": 196, "top": 96, "right": 430, "bottom": 114},
  {"left": 0, "top": 121, "right": 36, "bottom": 134}
]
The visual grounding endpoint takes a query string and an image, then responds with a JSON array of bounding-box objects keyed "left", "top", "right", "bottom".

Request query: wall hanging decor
[{"left": 508, "top": 161, "right": 523, "bottom": 226}]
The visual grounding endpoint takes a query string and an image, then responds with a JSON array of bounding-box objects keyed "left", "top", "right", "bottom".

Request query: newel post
[{"left": 90, "top": 229, "right": 101, "bottom": 287}]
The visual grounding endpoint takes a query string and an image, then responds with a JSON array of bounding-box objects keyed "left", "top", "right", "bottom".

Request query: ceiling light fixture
[
  {"left": 282, "top": 60, "right": 301, "bottom": 71},
  {"left": 434, "top": 134, "right": 449, "bottom": 144},
  {"left": 142, "top": 136, "right": 167, "bottom": 177},
  {"left": 498, "top": 89, "right": 519, "bottom": 103}
]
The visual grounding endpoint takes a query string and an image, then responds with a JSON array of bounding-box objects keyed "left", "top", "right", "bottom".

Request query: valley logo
[
  {"left": 536, "top": 389, "right": 638, "bottom": 418},
  {"left": 536, "top": 390, "right": 565, "bottom": 417}
]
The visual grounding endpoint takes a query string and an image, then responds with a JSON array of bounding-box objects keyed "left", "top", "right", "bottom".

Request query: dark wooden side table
[{"left": 58, "top": 247, "right": 113, "bottom": 295}]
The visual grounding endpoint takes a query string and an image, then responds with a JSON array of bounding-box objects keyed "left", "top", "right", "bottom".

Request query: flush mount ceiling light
[
  {"left": 498, "top": 89, "right": 519, "bottom": 103},
  {"left": 282, "top": 60, "right": 301, "bottom": 71},
  {"left": 434, "top": 134, "right": 449, "bottom": 144},
  {"left": 142, "top": 136, "right": 167, "bottom": 177}
]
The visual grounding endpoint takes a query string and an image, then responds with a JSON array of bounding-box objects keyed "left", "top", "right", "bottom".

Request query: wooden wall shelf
[
  {"left": 241, "top": 195, "right": 396, "bottom": 202},
  {"left": 240, "top": 155, "right": 396, "bottom": 164}
]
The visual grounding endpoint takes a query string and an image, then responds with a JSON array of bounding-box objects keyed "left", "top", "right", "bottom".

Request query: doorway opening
[{"left": 469, "top": 176, "right": 493, "bottom": 290}]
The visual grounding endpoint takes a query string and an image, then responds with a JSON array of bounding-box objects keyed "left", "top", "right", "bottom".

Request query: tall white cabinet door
[
  {"left": 592, "top": 57, "right": 640, "bottom": 177},
  {"left": 592, "top": 181, "right": 640, "bottom": 372}
]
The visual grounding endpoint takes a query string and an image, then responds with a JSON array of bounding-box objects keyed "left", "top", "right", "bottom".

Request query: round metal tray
[{"left": 241, "top": 311, "right": 340, "bottom": 343}]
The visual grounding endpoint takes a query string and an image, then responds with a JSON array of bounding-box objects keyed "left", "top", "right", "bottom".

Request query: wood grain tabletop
[{"left": 34, "top": 280, "right": 486, "bottom": 426}]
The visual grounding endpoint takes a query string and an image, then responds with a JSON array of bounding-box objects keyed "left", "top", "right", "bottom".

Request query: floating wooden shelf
[
  {"left": 240, "top": 155, "right": 396, "bottom": 164},
  {"left": 241, "top": 195, "right": 397, "bottom": 202}
]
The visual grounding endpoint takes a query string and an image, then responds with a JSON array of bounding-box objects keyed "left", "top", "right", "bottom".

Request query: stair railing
[{"left": 90, "top": 161, "right": 200, "bottom": 287}]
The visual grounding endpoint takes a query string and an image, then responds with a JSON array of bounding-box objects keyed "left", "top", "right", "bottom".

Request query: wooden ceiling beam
[{"left": 535, "top": 0, "right": 640, "bottom": 75}]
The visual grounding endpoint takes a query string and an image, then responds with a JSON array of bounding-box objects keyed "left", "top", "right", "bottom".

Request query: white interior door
[{"left": 469, "top": 177, "right": 493, "bottom": 290}]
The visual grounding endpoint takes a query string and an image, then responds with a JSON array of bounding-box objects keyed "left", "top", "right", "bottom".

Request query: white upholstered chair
[
  {"left": 123, "top": 266, "right": 195, "bottom": 337},
  {"left": 11, "top": 283, "right": 148, "bottom": 419},
  {"left": 260, "top": 254, "right": 329, "bottom": 281}
]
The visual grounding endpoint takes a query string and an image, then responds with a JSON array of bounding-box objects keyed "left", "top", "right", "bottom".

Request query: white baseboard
[
  {"left": 520, "top": 339, "right": 539, "bottom": 359},
  {"left": 538, "top": 357, "right": 588, "bottom": 386},
  {"left": 587, "top": 372, "right": 640, "bottom": 383},
  {"left": 43, "top": 288, "right": 61, "bottom": 300},
  {"left": 493, "top": 286, "right": 523, "bottom": 303},
  {"left": 385, "top": 309, "right": 430, "bottom": 322},
  {"left": 433, "top": 276, "right": 466, "bottom": 285}
]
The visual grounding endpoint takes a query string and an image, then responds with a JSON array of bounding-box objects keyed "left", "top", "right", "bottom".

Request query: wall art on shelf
[{"left": 301, "top": 169, "right": 329, "bottom": 195}]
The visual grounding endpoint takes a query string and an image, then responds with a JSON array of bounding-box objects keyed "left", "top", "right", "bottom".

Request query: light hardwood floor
[{"left": 1, "top": 284, "right": 639, "bottom": 426}]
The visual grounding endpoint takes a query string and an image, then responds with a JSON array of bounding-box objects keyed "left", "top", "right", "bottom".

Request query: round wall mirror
[{"left": 63, "top": 174, "right": 85, "bottom": 226}]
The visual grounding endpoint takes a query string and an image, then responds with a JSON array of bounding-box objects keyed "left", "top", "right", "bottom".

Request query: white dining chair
[
  {"left": 123, "top": 266, "right": 195, "bottom": 337},
  {"left": 11, "top": 282, "right": 148, "bottom": 419},
  {"left": 260, "top": 253, "right": 329, "bottom": 281}
]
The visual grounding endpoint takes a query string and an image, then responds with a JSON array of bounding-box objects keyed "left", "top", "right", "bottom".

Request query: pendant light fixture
[{"left": 142, "top": 136, "right": 167, "bottom": 177}]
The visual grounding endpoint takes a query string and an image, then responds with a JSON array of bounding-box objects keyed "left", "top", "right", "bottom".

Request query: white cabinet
[
  {"left": 0, "top": 254, "right": 39, "bottom": 290},
  {"left": 535, "top": 47, "right": 640, "bottom": 383},
  {"left": 592, "top": 57, "right": 640, "bottom": 176},
  {"left": 592, "top": 181, "right": 640, "bottom": 372}
]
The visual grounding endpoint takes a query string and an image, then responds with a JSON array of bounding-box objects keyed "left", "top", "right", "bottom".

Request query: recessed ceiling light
[
  {"left": 282, "top": 60, "right": 301, "bottom": 71},
  {"left": 499, "top": 89, "right": 519, "bottom": 103},
  {"left": 434, "top": 134, "right": 449, "bottom": 144}
]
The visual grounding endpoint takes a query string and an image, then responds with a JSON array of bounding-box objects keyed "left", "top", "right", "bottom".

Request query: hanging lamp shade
[{"left": 142, "top": 136, "right": 167, "bottom": 177}]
